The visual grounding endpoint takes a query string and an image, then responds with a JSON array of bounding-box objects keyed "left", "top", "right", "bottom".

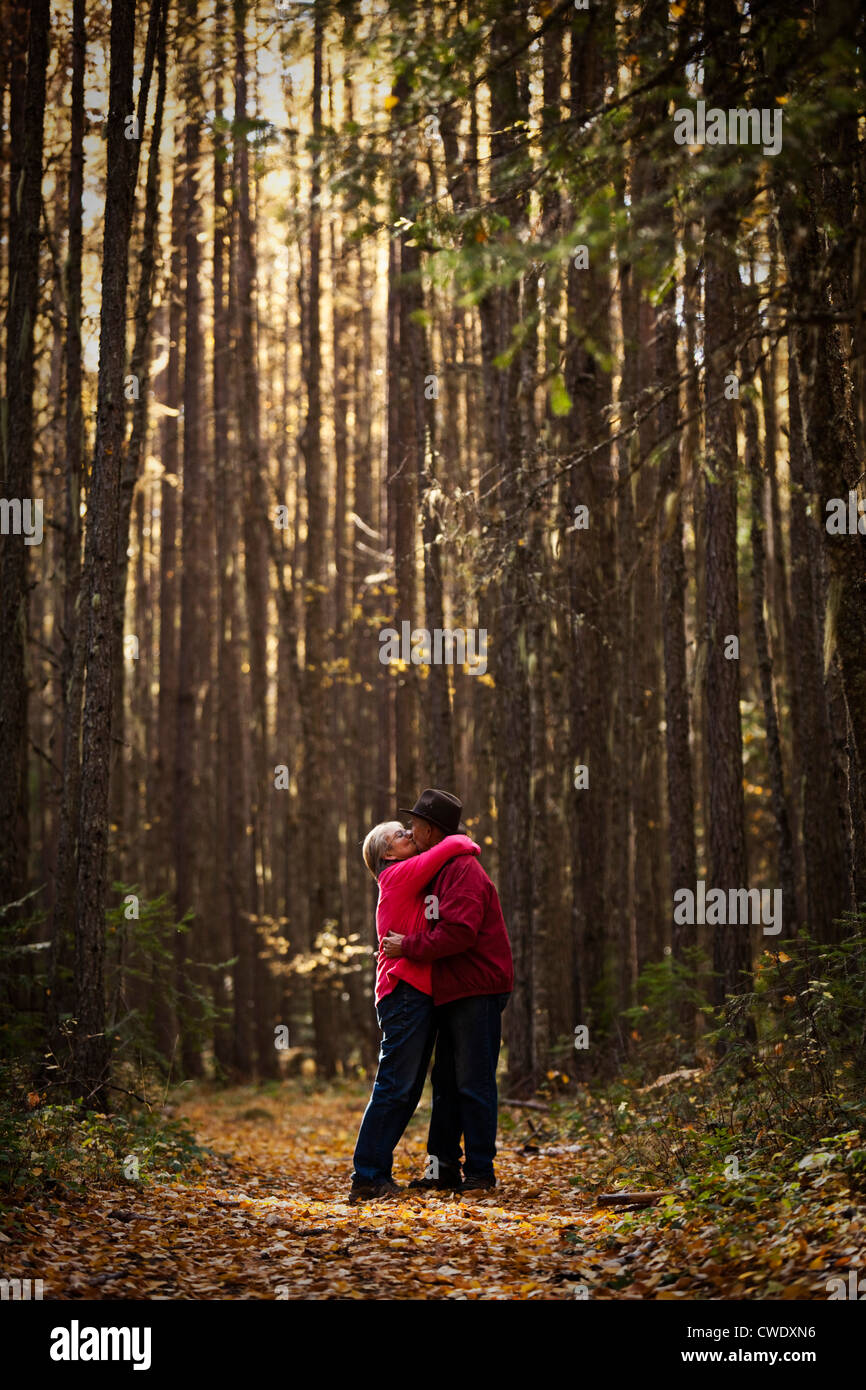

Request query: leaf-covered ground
[{"left": 4, "top": 1080, "right": 864, "bottom": 1300}]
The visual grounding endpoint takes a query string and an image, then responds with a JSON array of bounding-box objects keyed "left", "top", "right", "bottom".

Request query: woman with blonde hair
[{"left": 349, "top": 813, "right": 479, "bottom": 1204}]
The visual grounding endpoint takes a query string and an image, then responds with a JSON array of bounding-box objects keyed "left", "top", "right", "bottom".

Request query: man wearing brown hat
[{"left": 383, "top": 788, "right": 513, "bottom": 1191}]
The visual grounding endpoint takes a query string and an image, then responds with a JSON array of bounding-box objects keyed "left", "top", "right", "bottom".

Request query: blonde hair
[{"left": 362, "top": 821, "right": 406, "bottom": 881}]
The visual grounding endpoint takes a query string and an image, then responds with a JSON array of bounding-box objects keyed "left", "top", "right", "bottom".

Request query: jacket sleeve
[
  {"left": 400, "top": 859, "right": 486, "bottom": 962},
  {"left": 379, "top": 834, "right": 479, "bottom": 896}
]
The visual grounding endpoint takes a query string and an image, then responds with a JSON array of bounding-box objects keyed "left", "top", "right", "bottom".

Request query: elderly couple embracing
[{"left": 349, "top": 788, "right": 514, "bottom": 1205}]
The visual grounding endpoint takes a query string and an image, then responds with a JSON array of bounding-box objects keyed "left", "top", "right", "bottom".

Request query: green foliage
[
  {"left": 0, "top": 885, "right": 231, "bottom": 1206},
  {"left": 102, "top": 884, "right": 231, "bottom": 1076},
  {"left": 0, "top": 890, "right": 49, "bottom": 1058},
  {"left": 554, "top": 916, "right": 866, "bottom": 1235},
  {"left": 707, "top": 920, "right": 866, "bottom": 1144},
  {"left": 622, "top": 947, "right": 713, "bottom": 1074},
  {"left": 0, "top": 1059, "right": 211, "bottom": 1209}
]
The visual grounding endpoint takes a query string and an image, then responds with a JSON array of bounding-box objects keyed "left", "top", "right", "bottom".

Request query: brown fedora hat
[{"left": 398, "top": 788, "right": 463, "bottom": 835}]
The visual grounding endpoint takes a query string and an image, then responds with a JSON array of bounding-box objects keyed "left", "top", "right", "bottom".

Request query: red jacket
[
  {"left": 374, "top": 834, "right": 480, "bottom": 1004},
  {"left": 399, "top": 853, "right": 514, "bottom": 1005}
]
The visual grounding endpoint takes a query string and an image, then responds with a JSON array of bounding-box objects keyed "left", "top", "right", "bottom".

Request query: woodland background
[{"left": 1, "top": 0, "right": 866, "bottom": 1121}]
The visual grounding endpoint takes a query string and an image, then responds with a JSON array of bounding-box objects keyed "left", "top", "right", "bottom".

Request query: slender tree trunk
[
  {"left": 703, "top": 0, "right": 750, "bottom": 1011},
  {"left": 778, "top": 188, "right": 866, "bottom": 906},
  {"left": 772, "top": 0, "right": 866, "bottom": 921},
  {"left": 74, "top": 0, "right": 138, "bottom": 1105},
  {"left": 482, "top": 3, "right": 534, "bottom": 1093},
  {"left": 742, "top": 337, "right": 797, "bottom": 933},
  {"left": 385, "top": 84, "right": 418, "bottom": 801},
  {"left": 111, "top": 0, "right": 167, "bottom": 876},
  {"left": 211, "top": 0, "right": 237, "bottom": 1078},
  {"left": 48, "top": 0, "right": 85, "bottom": 1035},
  {"left": 152, "top": 157, "right": 183, "bottom": 1067},
  {"left": 0, "top": 0, "right": 49, "bottom": 909},
  {"left": 655, "top": 161, "right": 696, "bottom": 1040},
  {"left": 299, "top": 0, "right": 338, "bottom": 1076},
  {"left": 172, "top": 0, "right": 205, "bottom": 1078},
  {"left": 233, "top": 0, "right": 278, "bottom": 1079},
  {"left": 565, "top": 3, "right": 614, "bottom": 1051},
  {"left": 785, "top": 342, "right": 853, "bottom": 939}
]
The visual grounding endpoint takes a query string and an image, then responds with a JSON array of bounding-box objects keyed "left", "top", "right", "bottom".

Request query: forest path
[{"left": 11, "top": 1082, "right": 847, "bottom": 1299}]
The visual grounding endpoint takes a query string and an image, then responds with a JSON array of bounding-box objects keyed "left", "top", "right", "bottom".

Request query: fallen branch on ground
[
  {"left": 595, "top": 1189, "right": 679, "bottom": 1207},
  {"left": 501, "top": 1099, "right": 549, "bottom": 1111}
]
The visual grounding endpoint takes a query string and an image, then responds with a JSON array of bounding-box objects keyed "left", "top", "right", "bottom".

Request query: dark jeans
[
  {"left": 427, "top": 992, "right": 510, "bottom": 1180},
  {"left": 352, "top": 981, "right": 436, "bottom": 1183}
]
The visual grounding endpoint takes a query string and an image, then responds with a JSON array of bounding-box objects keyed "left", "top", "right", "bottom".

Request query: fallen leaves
[{"left": 1, "top": 1081, "right": 863, "bottom": 1300}]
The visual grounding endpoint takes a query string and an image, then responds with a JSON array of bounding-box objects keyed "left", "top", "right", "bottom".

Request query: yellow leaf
[{"left": 384, "top": 94, "right": 399, "bottom": 111}]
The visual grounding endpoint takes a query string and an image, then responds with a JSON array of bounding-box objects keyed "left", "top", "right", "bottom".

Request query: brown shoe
[
  {"left": 461, "top": 1174, "right": 496, "bottom": 1192},
  {"left": 348, "top": 1177, "right": 402, "bottom": 1205},
  {"left": 408, "top": 1157, "right": 463, "bottom": 1191}
]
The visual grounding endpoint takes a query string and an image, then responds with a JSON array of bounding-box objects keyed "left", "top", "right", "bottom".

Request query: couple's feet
[
  {"left": 349, "top": 1162, "right": 496, "bottom": 1205},
  {"left": 348, "top": 1177, "right": 402, "bottom": 1205}
]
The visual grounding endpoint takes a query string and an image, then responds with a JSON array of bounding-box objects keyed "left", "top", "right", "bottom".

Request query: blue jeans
[
  {"left": 352, "top": 981, "right": 436, "bottom": 1183},
  {"left": 427, "top": 992, "right": 510, "bottom": 1180}
]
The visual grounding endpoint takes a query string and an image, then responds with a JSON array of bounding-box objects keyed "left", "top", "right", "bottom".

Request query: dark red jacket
[{"left": 399, "top": 853, "right": 514, "bottom": 1005}]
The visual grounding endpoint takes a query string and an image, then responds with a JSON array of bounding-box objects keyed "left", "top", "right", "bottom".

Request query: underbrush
[
  {"left": 539, "top": 920, "right": 866, "bottom": 1231},
  {"left": 0, "top": 1058, "right": 214, "bottom": 1213},
  {"left": 0, "top": 885, "right": 226, "bottom": 1212}
]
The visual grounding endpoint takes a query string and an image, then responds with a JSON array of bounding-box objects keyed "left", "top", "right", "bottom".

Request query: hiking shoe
[
  {"left": 461, "top": 1174, "right": 496, "bottom": 1192},
  {"left": 408, "top": 1157, "right": 463, "bottom": 1191},
  {"left": 348, "top": 1177, "right": 402, "bottom": 1205}
]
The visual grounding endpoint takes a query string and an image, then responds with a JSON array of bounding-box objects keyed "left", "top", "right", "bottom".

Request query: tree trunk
[
  {"left": 703, "top": 0, "right": 750, "bottom": 1011},
  {"left": 111, "top": 0, "right": 167, "bottom": 877},
  {"left": 742, "top": 337, "right": 797, "bottom": 933},
  {"left": 48, "top": 0, "right": 85, "bottom": 1036},
  {"left": 74, "top": 0, "right": 138, "bottom": 1106},
  {"left": 652, "top": 44, "right": 696, "bottom": 1039},
  {"left": 172, "top": 0, "right": 205, "bottom": 1078},
  {"left": 778, "top": 188, "right": 866, "bottom": 913},
  {"left": 785, "top": 339, "right": 855, "bottom": 940},
  {"left": 299, "top": 0, "right": 338, "bottom": 1077},
  {"left": 565, "top": 3, "right": 615, "bottom": 1052},
  {"left": 483, "top": 3, "right": 534, "bottom": 1093},
  {"left": 152, "top": 156, "right": 183, "bottom": 1067},
  {"left": 0, "top": 0, "right": 49, "bottom": 909},
  {"left": 211, "top": 0, "right": 238, "bottom": 1078}
]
